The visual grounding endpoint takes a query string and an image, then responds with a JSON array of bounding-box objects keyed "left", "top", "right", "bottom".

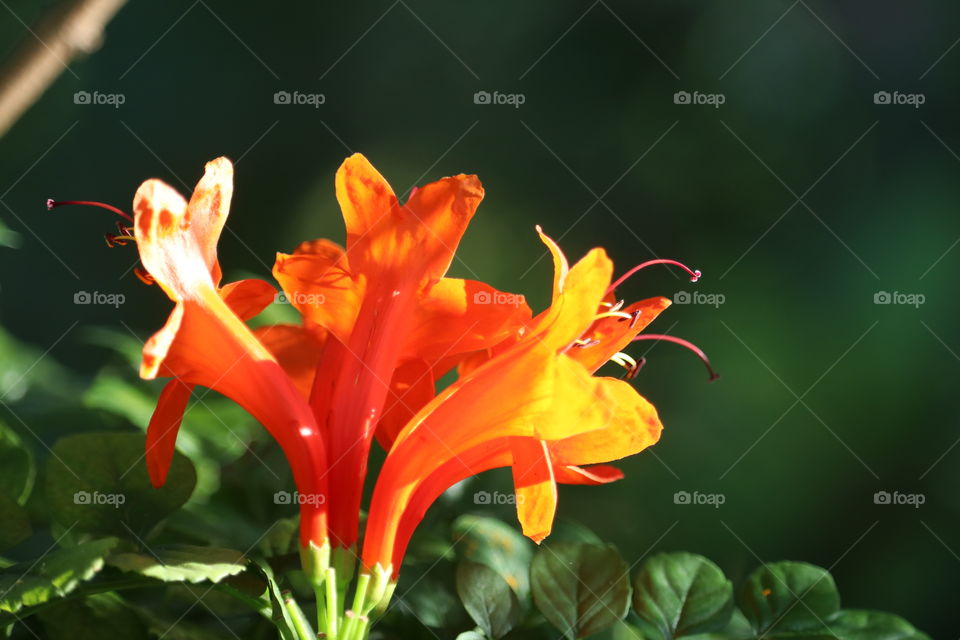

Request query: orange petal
[
  {"left": 219, "top": 278, "right": 277, "bottom": 321},
  {"left": 404, "top": 278, "right": 532, "bottom": 361},
  {"left": 186, "top": 157, "right": 233, "bottom": 285},
  {"left": 553, "top": 464, "right": 624, "bottom": 485},
  {"left": 335, "top": 154, "right": 398, "bottom": 250},
  {"left": 401, "top": 173, "right": 484, "bottom": 282},
  {"left": 510, "top": 437, "right": 557, "bottom": 543},
  {"left": 376, "top": 358, "right": 436, "bottom": 452},
  {"left": 145, "top": 379, "right": 193, "bottom": 488},
  {"left": 253, "top": 324, "right": 326, "bottom": 399},
  {"left": 273, "top": 241, "right": 361, "bottom": 345},
  {"left": 549, "top": 377, "right": 663, "bottom": 466}
]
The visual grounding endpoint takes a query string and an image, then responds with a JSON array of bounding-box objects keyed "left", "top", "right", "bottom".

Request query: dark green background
[{"left": 0, "top": 1, "right": 956, "bottom": 636}]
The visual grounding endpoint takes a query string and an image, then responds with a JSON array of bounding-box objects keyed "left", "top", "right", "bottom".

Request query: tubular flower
[
  {"left": 131, "top": 158, "right": 329, "bottom": 551},
  {"left": 269, "top": 154, "right": 529, "bottom": 550},
  {"left": 361, "top": 229, "right": 674, "bottom": 578}
]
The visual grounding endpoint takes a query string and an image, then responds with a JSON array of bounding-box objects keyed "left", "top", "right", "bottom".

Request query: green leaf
[
  {"left": 632, "top": 552, "right": 734, "bottom": 638},
  {"left": 457, "top": 561, "right": 522, "bottom": 639},
  {"left": 44, "top": 432, "right": 196, "bottom": 538},
  {"left": 108, "top": 545, "right": 247, "bottom": 583},
  {"left": 0, "top": 494, "right": 30, "bottom": 551},
  {"left": 38, "top": 593, "right": 148, "bottom": 640},
  {"left": 0, "top": 537, "right": 119, "bottom": 613},
  {"left": 0, "top": 423, "right": 34, "bottom": 504},
  {"left": 531, "top": 542, "right": 631, "bottom": 639},
  {"left": 0, "top": 218, "right": 20, "bottom": 249},
  {"left": 828, "top": 610, "right": 931, "bottom": 640},
  {"left": 455, "top": 632, "right": 487, "bottom": 640},
  {"left": 737, "top": 562, "right": 840, "bottom": 636},
  {"left": 453, "top": 515, "right": 533, "bottom": 604}
]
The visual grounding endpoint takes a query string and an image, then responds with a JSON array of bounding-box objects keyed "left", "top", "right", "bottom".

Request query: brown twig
[{"left": 0, "top": 0, "right": 127, "bottom": 138}]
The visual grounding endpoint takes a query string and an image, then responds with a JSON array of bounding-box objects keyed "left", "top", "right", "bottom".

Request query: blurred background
[{"left": 0, "top": 0, "right": 956, "bottom": 636}]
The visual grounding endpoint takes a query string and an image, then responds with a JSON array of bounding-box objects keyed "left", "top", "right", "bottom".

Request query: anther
[
  {"left": 134, "top": 267, "right": 155, "bottom": 285},
  {"left": 607, "top": 259, "right": 701, "bottom": 295},
  {"left": 632, "top": 334, "right": 719, "bottom": 382}
]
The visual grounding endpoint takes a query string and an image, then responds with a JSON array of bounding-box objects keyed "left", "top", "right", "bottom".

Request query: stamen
[
  {"left": 47, "top": 199, "right": 133, "bottom": 222},
  {"left": 632, "top": 334, "right": 719, "bottom": 381},
  {"left": 607, "top": 259, "right": 701, "bottom": 295},
  {"left": 574, "top": 338, "right": 601, "bottom": 348},
  {"left": 134, "top": 267, "right": 155, "bottom": 285},
  {"left": 610, "top": 352, "right": 643, "bottom": 379},
  {"left": 594, "top": 310, "right": 634, "bottom": 322},
  {"left": 599, "top": 299, "right": 626, "bottom": 312}
]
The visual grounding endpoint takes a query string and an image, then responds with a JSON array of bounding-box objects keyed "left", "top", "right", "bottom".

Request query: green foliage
[
  {"left": 44, "top": 431, "right": 196, "bottom": 539},
  {"left": 632, "top": 552, "right": 734, "bottom": 638},
  {"left": 38, "top": 594, "right": 148, "bottom": 640},
  {"left": 0, "top": 422, "right": 35, "bottom": 504},
  {"left": 737, "top": 561, "right": 840, "bottom": 636},
  {"left": 107, "top": 545, "right": 248, "bottom": 583},
  {"left": 0, "top": 537, "right": 118, "bottom": 614},
  {"left": 453, "top": 514, "right": 533, "bottom": 604},
  {"left": 456, "top": 561, "right": 522, "bottom": 639},
  {"left": 530, "top": 541, "right": 632, "bottom": 640},
  {"left": 0, "top": 494, "right": 30, "bottom": 551}
]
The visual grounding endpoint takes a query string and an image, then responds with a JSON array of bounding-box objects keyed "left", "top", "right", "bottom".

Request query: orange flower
[
  {"left": 132, "top": 158, "right": 329, "bottom": 549},
  {"left": 361, "top": 229, "right": 675, "bottom": 575},
  {"left": 268, "top": 154, "right": 529, "bottom": 549}
]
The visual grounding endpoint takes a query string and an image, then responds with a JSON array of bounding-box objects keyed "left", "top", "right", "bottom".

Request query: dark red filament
[{"left": 632, "top": 334, "right": 719, "bottom": 382}]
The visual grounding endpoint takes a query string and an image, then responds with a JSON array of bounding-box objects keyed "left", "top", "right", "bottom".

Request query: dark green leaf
[
  {"left": 453, "top": 515, "right": 533, "bottom": 604},
  {"left": 108, "top": 545, "right": 247, "bottom": 583},
  {"left": 39, "top": 593, "right": 148, "bottom": 640},
  {"left": 737, "top": 562, "right": 840, "bottom": 636},
  {"left": 44, "top": 432, "right": 196, "bottom": 538},
  {"left": 0, "top": 423, "right": 34, "bottom": 504},
  {"left": 457, "top": 561, "right": 522, "bottom": 639},
  {"left": 531, "top": 542, "right": 631, "bottom": 639},
  {"left": 0, "top": 494, "right": 30, "bottom": 551},
  {"left": 632, "top": 552, "right": 734, "bottom": 638},
  {"left": 828, "top": 610, "right": 931, "bottom": 640},
  {"left": 0, "top": 537, "right": 119, "bottom": 613}
]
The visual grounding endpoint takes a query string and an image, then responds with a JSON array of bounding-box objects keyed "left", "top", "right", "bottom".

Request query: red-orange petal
[
  {"left": 145, "top": 379, "right": 193, "bottom": 488},
  {"left": 510, "top": 437, "right": 557, "bottom": 543}
]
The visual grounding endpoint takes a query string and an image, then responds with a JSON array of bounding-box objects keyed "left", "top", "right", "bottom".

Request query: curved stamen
[
  {"left": 594, "top": 310, "right": 634, "bottom": 322},
  {"left": 47, "top": 199, "right": 133, "bottom": 223},
  {"left": 609, "top": 352, "right": 641, "bottom": 379},
  {"left": 134, "top": 267, "right": 155, "bottom": 285},
  {"left": 607, "top": 259, "right": 701, "bottom": 295},
  {"left": 632, "top": 334, "right": 719, "bottom": 381}
]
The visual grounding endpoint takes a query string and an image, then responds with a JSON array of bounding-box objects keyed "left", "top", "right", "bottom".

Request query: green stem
[
  {"left": 283, "top": 594, "right": 316, "bottom": 640},
  {"left": 325, "top": 566, "right": 339, "bottom": 639}
]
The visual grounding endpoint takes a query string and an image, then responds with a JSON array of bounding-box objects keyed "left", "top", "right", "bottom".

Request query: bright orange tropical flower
[
  {"left": 267, "top": 154, "right": 529, "bottom": 550},
  {"left": 361, "top": 229, "right": 684, "bottom": 577},
  {"left": 130, "top": 158, "right": 329, "bottom": 550}
]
